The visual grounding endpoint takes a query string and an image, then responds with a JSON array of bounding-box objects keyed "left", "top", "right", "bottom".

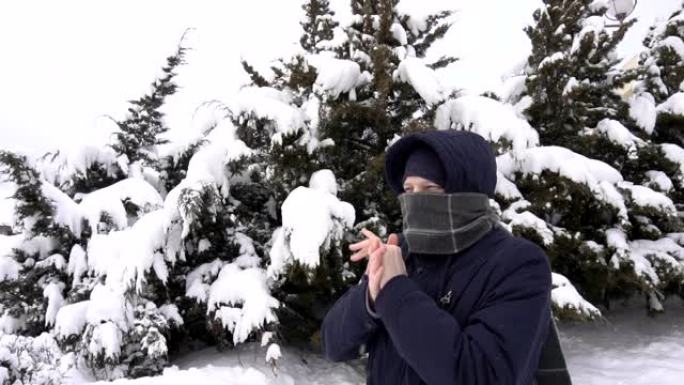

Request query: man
[{"left": 320, "top": 130, "right": 559, "bottom": 385}]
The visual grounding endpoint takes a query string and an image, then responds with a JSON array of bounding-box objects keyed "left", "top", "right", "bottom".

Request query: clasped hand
[{"left": 349, "top": 228, "right": 407, "bottom": 302}]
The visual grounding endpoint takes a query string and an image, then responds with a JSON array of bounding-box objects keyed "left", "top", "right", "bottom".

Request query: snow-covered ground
[
  {"left": 561, "top": 301, "right": 684, "bottom": 385},
  {"left": 67, "top": 343, "right": 366, "bottom": 385},
  {"left": 65, "top": 302, "right": 684, "bottom": 385}
]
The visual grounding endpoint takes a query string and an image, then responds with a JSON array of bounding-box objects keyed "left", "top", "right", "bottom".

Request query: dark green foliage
[
  {"left": 515, "top": 171, "right": 620, "bottom": 237},
  {"left": 523, "top": 0, "right": 636, "bottom": 149},
  {"left": 640, "top": 8, "right": 684, "bottom": 103},
  {"left": 110, "top": 36, "right": 188, "bottom": 167},
  {"left": 0, "top": 151, "right": 83, "bottom": 336},
  {"left": 515, "top": 0, "right": 684, "bottom": 317},
  {"left": 300, "top": 0, "right": 339, "bottom": 53},
  {"left": 229, "top": 0, "right": 456, "bottom": 346},
  {"left": 160, "top": 139, "right": 206, "bottom": 194},
  {"left": 0, "top": 151, "right": 55, "bottom": 236}
]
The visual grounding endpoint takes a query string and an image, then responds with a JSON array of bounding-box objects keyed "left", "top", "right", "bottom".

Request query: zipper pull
[{"left": 439, "top": 290, "right": 452, "bottom": 307}]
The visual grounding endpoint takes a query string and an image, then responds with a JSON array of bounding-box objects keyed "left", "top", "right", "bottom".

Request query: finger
[
  {"left": 361, "top": 228, "right": 379, "bottom": 241},
  {"left": 349, "top": 239, "right": 369, "bottom": 251},
  {"left": 370, "top": 266, "right": 384, "bottom": 291},
  {"left": 370, "top": 236, "right": 381, "bottom": 254},
  {"left": 387, "top": 233, "right": 399, "bottom": 246},
  {"left": 350, "top": 250, "right": 367, "bottom": 262}
]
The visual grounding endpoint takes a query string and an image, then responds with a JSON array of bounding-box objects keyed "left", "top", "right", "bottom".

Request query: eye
[
  {"left": 426, "top": 185, "right": 442, "bottom": 191},
  {"left": 403, "top": 186, "right": 413, "bottom": 192}
]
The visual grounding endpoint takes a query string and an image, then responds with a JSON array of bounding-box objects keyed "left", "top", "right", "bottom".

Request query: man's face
[{"left": 402, "top": 175, "right": 445, "bottom": 194}]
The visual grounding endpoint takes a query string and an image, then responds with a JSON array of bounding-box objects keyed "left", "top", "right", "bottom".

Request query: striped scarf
[{"left": 398, "top": 192, "right": 499, "bottom": 255}]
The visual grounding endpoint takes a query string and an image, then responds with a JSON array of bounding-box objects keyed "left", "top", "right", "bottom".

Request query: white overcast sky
[{"left": 0, "top": 0, "right": 680, "bottom": 155}]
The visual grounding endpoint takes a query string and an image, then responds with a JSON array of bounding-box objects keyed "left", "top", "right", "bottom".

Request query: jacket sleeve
[
  {"left": 374, "top": 243, "right": 552, "bottom": 385},
  {"left": 320, "top": 275, "right": 380, "bottom": 362}
]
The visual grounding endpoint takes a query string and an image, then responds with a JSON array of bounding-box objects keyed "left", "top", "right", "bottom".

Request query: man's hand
[
  {"left": 367, "top": 234, "right": 406, "bottom": 302},
  {"left": 349, "top": 228, "right": 383, "bottom": 274}
]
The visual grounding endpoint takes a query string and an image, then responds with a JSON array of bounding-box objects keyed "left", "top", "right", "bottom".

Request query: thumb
[{"left": 387, "top": 233, "right": 399, "bottom": 246}]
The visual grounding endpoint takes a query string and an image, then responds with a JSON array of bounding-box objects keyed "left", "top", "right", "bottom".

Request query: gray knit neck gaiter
[{"left": 398, "top": 192, "right": 499, "bottom": 255}]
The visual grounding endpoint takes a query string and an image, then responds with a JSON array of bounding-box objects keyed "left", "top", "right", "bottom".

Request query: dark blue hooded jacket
[{"left": 320, "top": 131, "right": 552, "bottom": 385}]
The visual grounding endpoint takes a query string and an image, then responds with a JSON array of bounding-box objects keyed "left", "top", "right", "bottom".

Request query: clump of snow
[
  {"left": 591, "top": 119, "right": 644, "bottom": 149},
  {"left": 390, "top": 22, "right": 408, "bottom": 45},
  {"left": 629, "top": 93, "right": 656, "bottom": 134},
  {"left": 656, "top": 92, "right": 684, "bottom": 116},
  {"left": 667, "top": 232, "right": 684, "bottom": 245},
  {"left": 43, "top": 282, "right": 64, "bottom": 327},
  {"left": 308, "top": 169, "right": 338, "bottom": 196},
  {"left": 265, "top": 343, "right": 282, "bottom": 363},
  {"left": 501, "top": 200, "right": 564, "bottom": 245},
  {"left": 84, "top": 207, "right": 178, "bottom": 293},
  {"left": 660, "top": 36, "right": 684, "bottom": 60},
  {"left": 232, "top": 232, "right": 260, "bottom": 269},
  {"left": 551, "top": 273, "right": 601, "bottom": 319},
  {"left": 495, "top": 171, "right": 523, "bottom": 200},
  {"left": 629, "top": 238, "right": 684, "bottom": 287},
  {"left": 79, "top": 178, "right": 163, "bottom": 233},
  {"left": 208, "top": 264, "right": 279, "bottom": 344},
  {"left": 232, "top": 87, "right": 307, "bottom": 138},
  {"left": 37, "top": 145, "right": 120, "bottom": 189},
  {"left": 660, "top": 143, "right": 684, "bottom": 176},
  {"left": 185, "top": 260, "right": 224, "bottom": 304},
  {"left": 0, "top": 182, "right": 15, "bottom": 228},
  {"left": 197, "top": 238, "right": 211, "bottom": 253},
  {"left": 539, "top": 52, "right": 565, "bottom": 68},
  {"left": 396, "top": 57, "right": 444, "bottom": 105},
  {"left": 41, "top": 183, "right": 86, "bottom": 237},
  {"left": 572, "top": 16, "right": 605, "bottom": 54},
  {"left": 159, "top": 304, "right": 184, "bottom": 327},
  {"left": 268, "top": 181, "right": 355, "bottom": 277},
  {"left": 19, "top": 235, "right": 57, "bottom": 260},
  {"left": 617, "top": 182, "right": 677, "bottom": 214},
  {"left": 55, "top": 301, "right": 90, "bottom": 338},
  {"left": 260, "top": 331, "right": 273, "bottom": 347},
  {"left": 644, "top": 170, "right": 674, "bottom": 192},
  {"left": 0, "top": 234, "right": 22, "bottom": 281},
  {"left": 502, "top": 207, "right": 556, "bottom": 246},
  {"left": 34, "top": 253, "right": 66, "bottom": 271},
  {"left": 0, "top": 255, "right": 20, "bottom": 281},
  {"left": 300, "top": 94, "right": 336, "bottom": 154},
  {"left": 588, "top": 0, "right": 611, "bottom": 12},
  {"left": 606, "top": 227, "right": 629, "bottom": 255},
  {"left": 88, "top": 321, "right": 123, "bottom": 360},
  {"left": 176, "top": 120, "right": 252, "bottom": 200},
  {"left": 562, "top": 77, "right": 581, "bottom": 96},
  {"left": 497, "top": 147, "right": 627, "bottom": 220},
  {"left": 435, "top": 96, "right": 539, "bottom": 151},
  {"left": 308, "top": 54, "right": 363, "bottom": 99},
  {"left": 85, "top": 285, "right": 128, "bottom": 332}
]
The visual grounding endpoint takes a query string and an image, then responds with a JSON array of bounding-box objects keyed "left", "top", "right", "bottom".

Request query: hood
[{"left": 384, "top": 130, "right": 497, "bottom": 197}]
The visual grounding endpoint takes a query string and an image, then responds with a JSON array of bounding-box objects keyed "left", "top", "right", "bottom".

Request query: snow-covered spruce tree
[
  {"left": 228, "top": 0, "right": 456, "bottom": 346},
  {"left": 300, "top": 0, "right": 339, "bottom": 53},
  {"left": 110, "top": 36, "right": 188, "bottom": 183},
  {"left": 626, "top": 4, "right": 684, "bottom": 209},
  {"left": 0, "top": 152, "right": 87, "bottom": 335},
  {"left": 483, "top": 0, "right": 684, "bottom": 318},
  {"left": 46, "top": 40, "right": 192, "bottom": 379}
]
